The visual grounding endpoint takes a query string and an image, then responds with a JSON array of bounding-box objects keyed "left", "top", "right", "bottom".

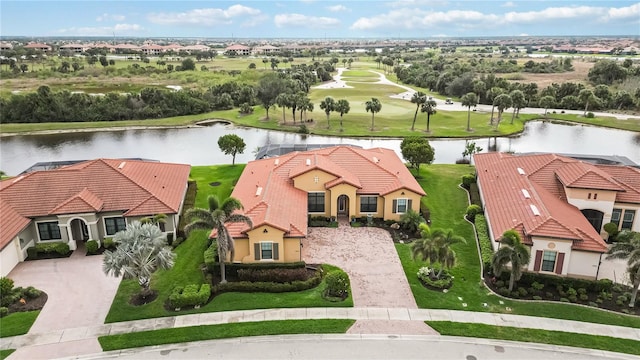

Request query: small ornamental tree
[
  {"left": 217, "top": 134, "right": 246, "bottom": 165},
  {"left": 400, "top": 136, "right": 435, "bottom": 177}
]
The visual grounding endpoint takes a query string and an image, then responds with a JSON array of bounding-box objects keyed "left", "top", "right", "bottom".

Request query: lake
[{"left": 1, "top": 121, "right": 638, "bottom": 175}]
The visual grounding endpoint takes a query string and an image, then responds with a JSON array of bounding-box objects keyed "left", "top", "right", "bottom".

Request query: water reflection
[{"left": 0, "top": 120, "right": 638, "bottom": 176}]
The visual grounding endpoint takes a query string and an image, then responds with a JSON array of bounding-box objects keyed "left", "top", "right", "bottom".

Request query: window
[
  {"left": 611, "top": 209, "right": 622, "bottom": 226},
  {"left": 541, "top": 251, "right": 557, "bottom": 272},
  {"left": 37, "top": 222, "right": 61, "bottom": 241},
  {"left": 261, "top": 242, "right": 273, "bottom": 260},
  {"left": 308, "top": 192, "right": 325, "bottom": 213},
  {"left": 360, "top": 196, "right": 377, "bottom": 213},
  {"left": 622, "top": 210, "right": 635, "bottom": 230},
  {"left": 396, "top": 199, "right": 408, "bottom": 213},
  {"left": 105, "top": 217, "right": 127, "bottom": 236}
]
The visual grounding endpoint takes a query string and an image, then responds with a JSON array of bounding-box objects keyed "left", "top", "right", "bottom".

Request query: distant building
[
  {"left": 224, "top": 44, "right": 251, "bottom": 56},
  {"left": 24, "top": 43, "right": 51, "bottom": 52}
]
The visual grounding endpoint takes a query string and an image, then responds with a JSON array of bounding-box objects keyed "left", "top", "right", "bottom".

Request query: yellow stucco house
[{"left": 223, "top": 146, "right": 426, "bottom": 263}]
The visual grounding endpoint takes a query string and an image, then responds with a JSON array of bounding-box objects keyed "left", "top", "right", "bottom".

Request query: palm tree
[
  {"left": 461, "top": 92, "right": 478, "bottom": 132},
  {"left": 538, "top": 95, "right": 555, "bottom": 117},
  {"left": 140, "top": 213, "right": 167, "bottom": 231},
  {"left": 334, "top": 99, "right": 350, "bottom": 132},
  {"left": 319, "top": 96, "right": 335, "bottom": 128},
  {"left": 275, "top": 93, "right": 291, "bottom": 124},
  {"left": 421, "top": 99, "right": 437, "bottom": 133},
  {"left": 412, "top": 224, "right": 466, "bottom": 279},
  {"left": 493, "top": 94, "right": 512, "bottom": 129},
  {"left": 103, "top": 221, "right": 175, "bottom": 298},
  {"left": 606, "top": 230, "right": 640, "bottom": 307},
  {"left": 579, "top": 89, "right": 598, "bottom": 116},
  {"left": 509, "top": 89, "right": 526, "bottom": 124},
  {"left": 410, "top": 91, "right": 426, "bottom": 131},
  {"left": 492, "top": 230, "right": 531, "bottom": 292},
  {"left": 488, "top": 87, "right": 504, "bottom": 125},
  {"left": 365, "top": 97, "right": 382, "bottom": 131},
  {"left": 184, "top": 196, "right": 253, "bottom": 283}
]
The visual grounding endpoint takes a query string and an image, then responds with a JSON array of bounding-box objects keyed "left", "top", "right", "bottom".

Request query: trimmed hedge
[
  {"left": 168, "top": 284, "right": 211, "bottom": 309},
  {"left": 27, "top": 242, "right": 71, "bottom": 259},
  {"left": 103, "top": 237, "right": 116, "bottom": 250},
  {"left": 203, "top": 243, "right": 218, "bottom": 273},
  {"left": 465, "top": 204, "right": 483, "bottom": 222},
  {"left": 207, "top": 261, "right": 307, "bottom": 276},
  {"left": 475, "top": 215, "right": 494, "bottom": 273},
  {"left": 213, "top": 270, "right": 322, "bottom": 294},
  {"left": 86, "top": 240, "right": 99, "bottom": 255},
  {"left": 237, "top": 268, "right": 309, "bottom": 283},
  {"left": 461, "top": 174, "right": 475, "bottom": 189},
  {"left": 469, "top": 182, "right": 482, "bottom": 207},
  {"left": 323, "top": 270, "right": 350, "bottom": 298},
  {"left": 513, "top": 272, "right": 615, "bottom": 294}
]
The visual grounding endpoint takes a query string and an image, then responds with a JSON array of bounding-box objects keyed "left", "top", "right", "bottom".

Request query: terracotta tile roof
[
  {"left": 0, "top": 159, "right": 190, "bottom": 244},
  {"left": 227, "top": 146, "right": 424, "bottom": 238},
  {"left": 474, "top": 152, "right": 610, "bottom": 253},
  {"left": 0, "top": 199, "right": 31, "bottom": 250},
  {"left": 595, "top": 165, "right": 640, "bottom": 204},
  {"left": 555, "top": 162, "right": 624, "bottom": 191}
]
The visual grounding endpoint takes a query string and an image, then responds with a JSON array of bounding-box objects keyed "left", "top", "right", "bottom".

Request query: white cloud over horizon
[
  {"left": 147, "top": 5, "right": 262, "bottom": 26},
  {"left": 96, "top": 13, "right": 126, "bottom": 22},
  {"left": 274, "top": 13, "right": 340, "bottom": 28},
  {"left": 327, "top": 4, "right": 349, "bottom": 12}
]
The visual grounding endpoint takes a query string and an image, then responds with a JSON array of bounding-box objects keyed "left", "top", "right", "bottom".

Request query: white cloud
[
  {"left": 57, "top": 24, "right": 142, "bottom": 36},
  {"left": 519, "top": 33, "right": 529, "bottom": 36},
  {"left": 274, "top": 13, "right": 340, "bottom": 28},
  {"left": 147, "top": 5, "right": 262, "bottom": 26},
  {"left": 502, "top": 1, "right": 515, "bottom": 7},
  {"left": 96, "top": 13, "right": 126, "bottom": 22},
  {"left": 351, "top": 8, "right": 498, "bottom": 31},
  {"left": 387, "top": 0, "right": 448, "bottom": 8},
  {"left": 327, "top": 4, "right": 349, "bottom": 12},
  {"left": 603, "top": 3, "right": 640, "bottom": 21}
]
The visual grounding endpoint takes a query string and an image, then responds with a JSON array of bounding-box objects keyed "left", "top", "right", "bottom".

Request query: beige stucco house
[
  {"left": 0, "top": 159, "right": 191, "bottom": 276},
  {"left": 223, "top": 146, "right": 426, "bottom": 264},
  {"left": 474, "top": 152, "right": 640, "bottom": 280}
]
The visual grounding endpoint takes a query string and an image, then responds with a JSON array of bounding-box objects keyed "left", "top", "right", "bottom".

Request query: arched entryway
[
  {"left": 581, "top": 209, "right": 604, "bottom": 233},
  {"left": 70, "top": 218, "right": 89, "bottom": 243},
  {"left": 337, "top": 194, "right": 350, "bottom": 218}
]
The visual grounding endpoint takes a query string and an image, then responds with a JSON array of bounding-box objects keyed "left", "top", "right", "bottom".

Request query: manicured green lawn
[
  {"left": 427, "top": 321, "right": 640, "bottom": 356},
  {"left": 0, "top": 311, "right": 40, "bottom": 338},
  {"left": 105, "top": 165, "right": 352, "bottom": 323},
  {"left": 99, "top": 319, "right": 355, "bottom": 351},
  {"left": 400, "top": 164, "right": 640, "bottom": 328},
  {"left": 0, "top": 349, "right": 15, "bottom": 360}
]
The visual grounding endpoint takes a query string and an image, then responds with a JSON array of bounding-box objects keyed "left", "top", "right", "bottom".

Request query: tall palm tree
[
  {"left": 334, "top": 99, "right": 350, "bottom": 132},
  {"left": 410, "top": 91, "right": 426, "bottom": 131},
  {"left": 365, "top": 97, "right": 382, "bottom": 131},
  {"left": 275, "top": 93, "right": 291, "bottom": 124},
  {"left": 103, "top": 221, "right": 175, "bottom": 297},
  {"left": 606, "top": 230, "right": 640, "bottom": 307},
  {"left": 421, "top": 99, "right": 437, "bottom": 133},
  {"left": 461, "top": 92, "right": 478, "bottom": 132},
  {"left": 538, "top": 95, "right": 555, "bottom": 118},
  {"left": 492, "top": 230, "right": 530, "bottom": 292},
  {"left": 493, "top": 94, "right": 512, "bottom": 129},
  {"left": 319, "top": 96, "right": 335, "bottom": 128},
  {"left": 184, "top": 196, "right": 253, "bottom": 283},
  {"left": 579, "top": 88, "right": 598, "bottom": 116},
  {"left": 412, "top": 224, "right": 466, "bottom": 279},
  {"left": 509, "top": 89, "right": 526, "bottom": 124},
  {"left": 488, "top": 87, "right": 504, "bottom": 125}
]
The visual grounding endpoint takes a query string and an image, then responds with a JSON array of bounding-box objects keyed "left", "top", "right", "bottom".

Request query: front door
[{"left": 337, "top": 195, "right": 348, "bottom": 216}]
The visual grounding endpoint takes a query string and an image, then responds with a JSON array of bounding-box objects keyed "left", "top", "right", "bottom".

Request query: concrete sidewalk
[{"left": 4, "top": 307, "right": 640, "bottom": 354}]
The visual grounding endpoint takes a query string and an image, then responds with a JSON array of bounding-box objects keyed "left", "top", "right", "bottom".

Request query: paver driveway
[
  {"left": 302, "top": 224, "right": 417, "bottom": 308},
  {"left": 8, "top": 248, "right": 121, "bottom": 333}
]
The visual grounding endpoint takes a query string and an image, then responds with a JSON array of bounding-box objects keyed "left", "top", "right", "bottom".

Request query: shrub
[
  {"left": 27, "top": 246, "right": 38, "bottom": 259},
  {"left": 586, "top": 112, "right": 594, "bottom": 118},
  {"left": 237, "top": 268, "right": 309, "bottom": 283},
  {"left": 399, "top": 209, "right": 425, "bottom": 235},
  {"left": 324, "top": 270, "right": 350, "bottom": 298},
  {"left": 203, "top": 242, "right": 218, "bottom": 273},
  {"left": 0, "top": 277, "right": 14, "bottom": 296},
  {"left": 28, "top": 242, "right": 71, "bottom": 259},
  {"left": 568, "top": 295, "right": 578, "bottom": 303},
  {"left": 468, "top": 183, "right": 482, "bottom": 207},
  {"left": 560, "top": 297, "right": 570, "bottom": 303},
  {"left": 103, "top": 237, "right": 115, "bottom": 250},
  {"left": 239, "top": 102, "right": 253, "bottom": 115},
  {"left": 566, "top": 287, "right": 577, "bottom": 297},
  {"left": 168, "top": 284, "right": 211, "bottom": 309},
  {"left": 461, "top": 174, "right": 475, "bottom": 189},
  {"left": 589, "top": 301, "right": 599, "bottom": 308},
  {"left": 579, "top": 294, "right": 589, "bottom": 301},
  {"left": 465, "top": 204, "right": 483, "bottom": 222},
  {"left": 213, "top": 272, "right": 322, "bottom": 294},
  {"left": 531, "top": 281, "right": 544, "bottom": 291},
  {"left": 474, "top": 215, "right": 494, "bottom": 272},
  {"left": 0, "top": 307, "right": 7, "bottom": 318},
  {"left": 532, "top": 295, "right": 542, "bottom": 300},
  {"left": 455, "top": 158, "right": 471, "bottom": 165},
  {"left": 495, "top": 280, "right": 505, "bottom": 288},
  {"left": 577, "top": 288, "right": 587, "bottom": 295},
  {"left": 517, "top": 287, "right": 528, "bottom": 297},
  {"left": 208, "top": 261, "right": 307, "bottom": 276},
  {"left": 86, "top": 240, "right": 99, "bottom": 255},
  {"left": 298, "top": 124, "right": 310, "bottom": 134},
  {"left": 596, "top": 298, "right": 604, "bottom": 304},
  {"left": 497, "top": 287, "right": 510, "bottom": 296},
  {"left": 603, "top": 222, "right": 619, "bottom": 240},
  {"left": 545, "top": 292, "right": 554, "bottom": 299},
  {"left": 24, "top": 286, "right": 41, "bottom": 299}
]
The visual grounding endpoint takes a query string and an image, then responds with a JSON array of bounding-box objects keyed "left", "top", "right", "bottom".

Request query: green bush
[
  {"left": 461, "top": 174, "right": 475, "bottom": 189},
  {"left": 399, "top": 209, "right": 425, "bottom": 235},
  {"left": 474, "top": 215, "right": 494, "bottom": 272},
  {"left": 24, "top": 286, "right": 41, "bottom": 299},
  {"left": 531, "top": 281, "right": 544, "bottom": 291},
  {"left": 298, "top": 124, "right": 310, "bottom": 134},
  {"left": 323, "top": 270, "right": 350, "bottom": 298},
  {"left": 589, "top": 301, "right": 599, "bottom": 307},
  {"left": 560, "top": 297, "right": 570, "bottom": 303},
  {"left": 497, "top": 287, "right": 510, "bottom": 296},
  {"left": 532, "top": 295, "right": 542, "bottom": 300},
  {"left": 26, "top": 247, "right": 39, "bottom": 259},
  {"left": 468, "top": 182, "right": 482, "bottom": 207},
  {"left": 168, "top": 284, "right": 211, "bottom": 309},
  {"left": 579, "top": 294, "right": 589, "bottom": 301},
  {"left": 27, "top": 242, "right": 71, "bottom": 259},
  {"left": 213, "top": 271, "right": 322, "bottom": 294},
  {"left": 517, "top": 287, "right": 528, "bottom": 297},
  {"left": 465, "top": 204, "right": 483, "bottom": 222},
  {"left": 546, "top": 292, "right": 554, "bottom": 299},
  {"left": 103, "top": 237, "right": 115, "bottom": 250},
  {"left": 86, "top": 240, "right": 99, "bottom": 255},
  {"left": 237, "top": 268, "right": 309, "bottom": 283},
  {"left": 0, "top": 307, "right": 7, "bottom": 318},
  {"left": 603, "top": 222, "right": 619, "bottom": 240},
  {"left": 208, "top": 261, "right": 307, "bottom": 276},
  {"left": 0, "top": 277, "right": 14, "bottom": 296},
  {"left": 586, "top": 112, "right": 595, "bottom": 118},
  {"left": 203, "top": 242, "right": 218, "bottom": 273}
]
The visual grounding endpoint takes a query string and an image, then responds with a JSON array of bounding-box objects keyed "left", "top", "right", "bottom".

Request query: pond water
[{"left": 1, "top": 121, "right": 638, "bottom": 176}]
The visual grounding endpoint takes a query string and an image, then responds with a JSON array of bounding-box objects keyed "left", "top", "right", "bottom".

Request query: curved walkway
[{"left": 4, "top": 307, "right": 640, "bottom": 358}]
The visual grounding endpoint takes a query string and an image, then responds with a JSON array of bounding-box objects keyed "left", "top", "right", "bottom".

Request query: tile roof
[
  {"left": 474, "top": 152, "right": 615, "bottom": 253},
  {"left": 0, "top": 199, "right": 31, "bottom": 250},
  {"left": 0, "top": 159, "right": 190, "bottom": 246},
  {"left": 227, "top": 146, "right": 425, "bottom": 238},
  {"left": 594, "top": 165, "right": 640, "bottom": 204}
]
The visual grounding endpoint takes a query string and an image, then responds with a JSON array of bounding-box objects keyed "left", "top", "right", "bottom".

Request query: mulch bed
[
  {"left": 8, "top": 292, "right": 48, "bottom": 312},
  {"left": 26, "top": 252, "right": 73, "bottom": 261},
  {"left": 129, "top": 290, "right": 158, "bottom": 306}
]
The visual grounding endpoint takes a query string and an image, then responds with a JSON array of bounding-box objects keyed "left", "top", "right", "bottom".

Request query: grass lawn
[
  {"left": 0, "top": 350, "right": 15, "bottom": 360},
  {"left": 99, "top": 319, "right": 354, "bottom": 351},
  {"left": 427, "top": 321, "right": 640, "bottom": 356},
  {"left": 0, "top": 311, "right": 40, "bottom": 338},
  {"left": 400, "top": 164, "right": 640, "bottom": 328},
  {"left": 105, "top": 165, "right": 352, "bottom": 323}
]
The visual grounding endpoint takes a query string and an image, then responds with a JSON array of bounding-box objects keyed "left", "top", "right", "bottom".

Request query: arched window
[{"left": 581, "top": 209, "right": 604, "bottom": 233}]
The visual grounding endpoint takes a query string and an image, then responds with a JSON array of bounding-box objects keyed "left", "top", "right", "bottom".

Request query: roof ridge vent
[
  {"left": 530, "top": 204, "right": 541, "bottom": 216},
  {"left": 517, "top": 167, "right": 525, "bottom": 175},
  {"left": 118, "top": 161, "right": 126, "bottom": 169}
]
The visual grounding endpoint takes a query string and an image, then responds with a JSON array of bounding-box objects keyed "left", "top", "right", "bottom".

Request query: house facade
[
  {"left": 474, "top": 152, "right": 640, "bottom": 280},
  {"left": 0, "top": 159, "right": 191, "bottom": 276},
  {"left": 223, "top": 146, "right": 426, "bottom": 264}
]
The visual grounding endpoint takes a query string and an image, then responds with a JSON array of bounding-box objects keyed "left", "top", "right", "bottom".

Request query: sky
[{"left": 1, "top": 1, "right": 639, "bottom": 39}]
